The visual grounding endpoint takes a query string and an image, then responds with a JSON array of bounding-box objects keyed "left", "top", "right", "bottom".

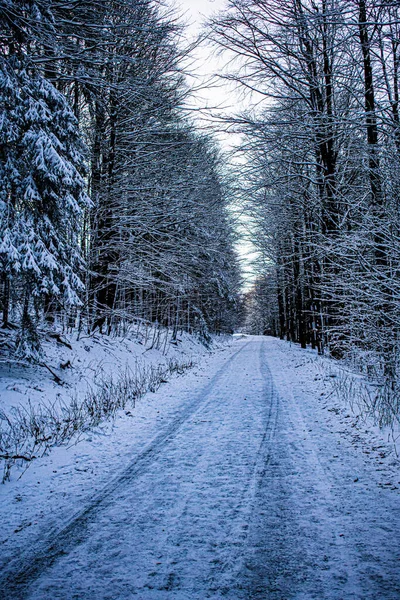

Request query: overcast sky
[
  {"left": 174, "top": 0, "right": 258, "bottom": 290},
  {"left": 174, "top": 0, "right": 239, "bottom": 126},
  {"left": 177, "top": 0, "right": 227, "bottom": 35}
]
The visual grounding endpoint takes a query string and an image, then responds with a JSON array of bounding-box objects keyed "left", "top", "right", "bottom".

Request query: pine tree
[{"left": 0, "top": 54, "right": 90, "bottom": 358}]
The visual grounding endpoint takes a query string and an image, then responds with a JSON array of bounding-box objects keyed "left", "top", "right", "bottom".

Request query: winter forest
[
  {"left": 1, "top": 1, "right": 400, "bottom": 598},
  {"left": 3, "top": 0, "right": 400, "bottom": 423},
  {"left": 219, "top": 0, "right": 400, "bottom": 427},
  {"left": 0, "top": 0, "right": 242, "bottom": 358}
]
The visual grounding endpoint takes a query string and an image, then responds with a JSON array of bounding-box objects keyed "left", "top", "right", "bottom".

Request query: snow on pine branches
[{"left": 0, "top": 56, "right": 90, "bottom": 359}]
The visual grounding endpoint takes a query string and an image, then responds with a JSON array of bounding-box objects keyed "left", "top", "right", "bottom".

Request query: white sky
[
  {"left": 178, "top": 0, "right": 227, "bottom": 30},
  {"left": 174, "top": 0, "right": 259, "bottom": 291},
  {"left": 176, "top": 0, "right": 238, "bottom": 131}
]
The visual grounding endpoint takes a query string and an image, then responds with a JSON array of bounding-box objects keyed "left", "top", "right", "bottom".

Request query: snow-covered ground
[
  {"left": 0, "top": 335, "right": 399, "bottom": 599},
  {"left": 0, "top": 325, "right": 212, "bottom": 416},
  {"left": 0, "top": 325, "right": 218, "bottom": 481}
]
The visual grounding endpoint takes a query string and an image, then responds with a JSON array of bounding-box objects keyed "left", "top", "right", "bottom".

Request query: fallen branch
[
  {"left": 39, "top": 362, "right": 65, "bottom": 385},
  {"left": 0, "top": 454, "right": 36, "bottom": 462},
  {"left": 46, "top": 332, "right": 73, "bottom": 350}
]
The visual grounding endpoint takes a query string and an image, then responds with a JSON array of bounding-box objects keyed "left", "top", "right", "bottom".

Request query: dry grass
[{"left": 0, "top": 357, "right": 194, "bottom": 482}]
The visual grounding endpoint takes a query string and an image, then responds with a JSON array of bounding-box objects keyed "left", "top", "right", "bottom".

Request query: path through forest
[{"left": 1, "top": 337, "right": 399, "bottom": 599}]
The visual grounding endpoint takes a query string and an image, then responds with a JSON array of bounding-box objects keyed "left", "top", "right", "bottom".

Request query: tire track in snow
[
  {"left": 0, "top": 341, "right": 251, "bottom": 600},
  {"left": 240, "top": 340, "right": 366, "bottom": 600},
  {"left": 206, "top": 339, "right": 280, "bottom": 596}
]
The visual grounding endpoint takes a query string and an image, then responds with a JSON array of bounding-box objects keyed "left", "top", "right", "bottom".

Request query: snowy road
[{"left": 1, "top": 337, "right": 400, "bottom": 599}]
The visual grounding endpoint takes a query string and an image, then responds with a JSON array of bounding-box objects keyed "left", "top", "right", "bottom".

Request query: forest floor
[{"left": 0, "top": 335, "right": 399, "bottom": 599}]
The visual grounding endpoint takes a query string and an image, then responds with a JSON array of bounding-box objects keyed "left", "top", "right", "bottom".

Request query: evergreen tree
[{"left": 0, "top": 54, "right": 89, "bottom": 357}]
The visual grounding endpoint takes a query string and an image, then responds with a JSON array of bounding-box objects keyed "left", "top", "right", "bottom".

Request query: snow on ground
[
  {"left": 0, "top": 325, "right": 213, "bottom": 416},
  {"left": 0, "top": 324, "right": 223, "bottom": 482},
  {"left": 0, "top": 335, "right": 399, "bottom": 599},
  {"left": 266, "top": 338, "right": 400, "bottom": 488},
  {"left": 0, "top": 326, "right": 227, "bottom": 567}
]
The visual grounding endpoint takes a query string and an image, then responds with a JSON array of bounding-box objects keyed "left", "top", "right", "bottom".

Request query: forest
[
  {"left": 2, "top": 0, "right": 400, "bottom": 425},
  {"left": 210, "top": 0, "right": 400, "bottom": 425},
  {"left": 1, "top": 3, "right": 400, "bottom": 597},
  {"left": 0, "top": 0, "right": 242, "bottom": 362}
]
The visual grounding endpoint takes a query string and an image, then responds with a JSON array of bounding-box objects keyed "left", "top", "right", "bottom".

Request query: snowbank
[
  {"left": 265, "top": 337, "right": 400, "bottom": 477},
  {"left": 0, "top": 325, "right": 228, "bottom": 481}
]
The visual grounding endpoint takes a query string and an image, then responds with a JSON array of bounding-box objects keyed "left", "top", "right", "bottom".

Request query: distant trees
[
  {"left": 243, "top": 273, "right": 278, "bottom": 336},
  {"left": 0, "top": 0, "right": 242, "bottom": 356},
  {"left": 211, "top": 0, "right": 400, "bottom": 416}
]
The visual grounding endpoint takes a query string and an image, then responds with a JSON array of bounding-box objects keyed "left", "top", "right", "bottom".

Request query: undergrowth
[
  {"left": 0, "top": 357, "right": 194, "bottom": 482},
  {"left": 326, "top": 366, "right": 400, "bottom": 451}
]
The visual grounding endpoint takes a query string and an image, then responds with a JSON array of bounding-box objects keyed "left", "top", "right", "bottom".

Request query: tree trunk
[{"left": 2, "top": 275, "right": 10, "bottom": 328}]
